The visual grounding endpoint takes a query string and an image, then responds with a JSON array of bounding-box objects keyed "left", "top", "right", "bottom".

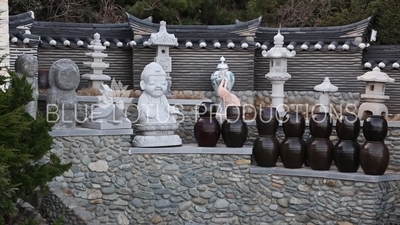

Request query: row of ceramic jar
[{"left": 193, "top": 103, "right": 390, "bottom": 175}]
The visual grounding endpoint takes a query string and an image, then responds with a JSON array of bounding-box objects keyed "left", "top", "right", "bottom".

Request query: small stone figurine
[
  {"left": 47, "top": 59, "right": 80, "bottom": 129},
  {"left": 82, "top": 83, "right": 131, "bottom": 129},
  {"left": 15, "top": 54, "right": 39, "bottom": 119}
]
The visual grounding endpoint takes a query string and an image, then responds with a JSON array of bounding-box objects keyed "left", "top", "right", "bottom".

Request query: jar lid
[{"left": 217, "top": 56, "right": 229, "bottom": 69}]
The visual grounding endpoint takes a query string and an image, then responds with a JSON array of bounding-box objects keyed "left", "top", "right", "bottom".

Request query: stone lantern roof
[
  {"left": 357, "top": 67, "right": 395, "bottom": 83},
  {"left": 262, "top": 30, "right": 296, "bottom": 58},
  {"left": 314, "top": 77, "right": 338, "bottom": 92},
  {"left": 149, "top": 21, "right": 178, "bottom": 46}
]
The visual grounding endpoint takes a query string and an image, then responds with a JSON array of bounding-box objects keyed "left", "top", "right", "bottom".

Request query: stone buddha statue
[
  {"left": 138, "top": 62, "right": 180, "bottom": 123},
  {"left": 132, "top": 62, "right": 182, "bottom": 147}
]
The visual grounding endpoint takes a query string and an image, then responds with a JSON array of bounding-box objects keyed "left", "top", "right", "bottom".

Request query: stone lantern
[
  {"left": 262, "top": 30, "right": 296, "bottom": 116},
  {"left": 314, "top": 77, "right": 338, "bottom": 113},
  {"left": 149, "top": 21, "right": 178, "bottom": 95},
  {"left": 357, "top": 67, "right": 395, "bottom": 119}
]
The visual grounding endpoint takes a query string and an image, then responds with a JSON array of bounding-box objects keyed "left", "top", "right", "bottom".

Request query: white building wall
[{"left": 0, "top": 0, "right": 9, "bottom": 70}]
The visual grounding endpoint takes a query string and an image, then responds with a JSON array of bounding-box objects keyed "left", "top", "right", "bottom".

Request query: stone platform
[{"left": 41, "top": 135, "right": 400, "bottom": 225}]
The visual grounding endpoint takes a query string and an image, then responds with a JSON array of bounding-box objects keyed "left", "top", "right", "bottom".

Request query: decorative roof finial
[
  {"left": 160, "top": 21, "right": 167, "bottom": 32},
  {"left": 274, "top": 24, "right": 284, "bottom": 46}
]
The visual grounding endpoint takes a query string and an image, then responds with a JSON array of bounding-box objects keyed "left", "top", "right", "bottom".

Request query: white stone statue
[
  {"left": 82, "top": 82, "right": 131, "bottom": 129},
  {"left": 15, "top": 54, "right": 38, "bottom": 119},
  {"left": 47, "top": 59, "right": 80, "bottom": 129},
  {"left": 132, "top": 62, "right": 182, "bottom": 147},
  {"left": 138, "top": 62, "right": 180, "bottom": 123}
]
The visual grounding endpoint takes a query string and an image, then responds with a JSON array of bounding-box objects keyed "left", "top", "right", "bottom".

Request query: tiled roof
[
  {"left": 257, "top": 17, "right": 373, "bottom": 52},
  {"left": 362, "top": 45, "right": 400, "bottom": 70},
  {"left": 9, "top": 11, "right": 35, "bottom": 29},
  {"left": 9, "top": 11, "right": 40, "bottom": 47},
  {"left": 8, "top": 11, "right": 373, "bottom": 52},
  {"left": 127, "top": 13, "right": 261, "bottom": 37},
  {"left": 30, "top": 21, "right": 133, "bottom": 49},
  {"left": 127, "top": 13, "right": 262, "bottom": 50}
]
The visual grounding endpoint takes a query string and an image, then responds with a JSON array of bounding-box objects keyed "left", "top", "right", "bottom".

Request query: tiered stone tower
[{"left": 82, "top": 33, "right": 111, "bottom": 89}]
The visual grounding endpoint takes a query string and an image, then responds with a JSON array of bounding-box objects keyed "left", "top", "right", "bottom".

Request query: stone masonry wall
[
  {"left": 0, "top": 0, "right": 9, "bottom": 69},
  {"left": 42, "top": 135, "right": 400, "bottom": 225}
]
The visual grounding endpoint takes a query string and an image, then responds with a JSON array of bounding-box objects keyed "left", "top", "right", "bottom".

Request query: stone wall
[{"left": 42, "top": 135, "right": 400, "bottom": 225}]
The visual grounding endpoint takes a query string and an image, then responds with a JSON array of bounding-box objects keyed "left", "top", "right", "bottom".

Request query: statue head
[
  {"left": 99, "top": 84, "right": 113, "bottom": 99},
  {"left": 140, "top": 62, "right": 168, "bottom": 97},
  {"left": 15, "top": 54, "right": 38, "bottom": 77},
  {"left": 49, "top": 59, "right": 80, "bottom": 91}
]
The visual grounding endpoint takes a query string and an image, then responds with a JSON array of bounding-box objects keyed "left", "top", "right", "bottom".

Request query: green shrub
[{"left": 0, "top": 64, "right": 71, "bottom": 224}]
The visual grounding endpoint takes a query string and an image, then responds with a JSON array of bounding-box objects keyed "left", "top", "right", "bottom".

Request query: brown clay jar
[
  {"left": 333, "top": 140, "right": 360, "bottom": 172},
  {"left": 280, "top": 137, "right": 306, "bottom": 168},
  {"left": 252, "top": 107, "right": 280, "bottom": 167},
  {"left": 222, "top": 106, "right": 248, "bottom": 147},
  {"left": 310, "top": 112, "right": 333, "bottom": 138},
  {"left": 280, "top": 112, "right": 306, "bottom": 168},
  {"left": 282, "top": 112, "right": 305, "bottom": 137},
  {"left": 363, "top": 115, "right": 388, "bottom": 141},
  {"left": 256, "top": 107, "right": 279, "bottom": 135},
  {"left": 360, "top": 115, "right": 389, "bottom": 175},
  {"left": 359, "top": 141, "right": 389, "bottom": 175},
  {"left": 194, "top": 102, "right": 220, "bottom": 147},
  {"left": 253, "top": 136, "right": 280, "bottom": 167},
  {"left": 336, "top": 113, "right": 360, "bottom": 140},
  {"left": 307, "top": 138, "right": 334, "bottom": 170},
  {"left": 333, "top": 113, "right": 361, "bottom": 172}
]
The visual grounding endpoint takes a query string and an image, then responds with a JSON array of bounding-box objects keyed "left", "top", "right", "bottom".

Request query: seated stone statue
[
  {"left": 82, "top": 83, "right": 131, "bottom": 129},
  {"left": 132, "top": 62, "right": 182, "bottom": 147},
  {"left": 138, "top": 62, "right": 180, "bottom": 123}
]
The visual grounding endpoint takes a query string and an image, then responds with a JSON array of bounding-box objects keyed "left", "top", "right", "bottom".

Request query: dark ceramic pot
[
  {"left": 336, "top": 114, "right": 360, "bottom": 141},
  {"left": 363, "top": 115, "right": 388, "bottom": 142},
  {"left": 252, "top": 107, "right": 280, "bottom": 167},
  {"left": 280, "top": 137, "right": 306, "bottom": 168},
  {"left": 360, "top": 141, "right": 389, "bottom": 175},
  {"left": 38, "top": 68, "right": 50, "bottom": 89},
  {"left": 282, "top": 112, "right": 305, "bottom": 137},
  {"left": 310, "top": 112, "right": 332, "bottom": 139},
  {"left": 252, "top": 136, "right": 280, "bottom": 167},
  {"left": 256, "top": 107, "right": 279, "bottom": 136},
  {"left": 222, "top": 106, "right": 248, "bottom": 147},
  {"left": 307, "top": 138, "right": 334, "bottom": 170},
  {"left": 333, "top": 140, "right": 360, "bottom": 172},
  {"left": 194, "top": 102, "right": 220, "bottom": 147}
]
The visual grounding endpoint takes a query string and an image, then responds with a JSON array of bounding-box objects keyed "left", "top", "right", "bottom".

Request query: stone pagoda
[
  {"left": 314, "top": 77, "right": 338, "bottom": 113},
  {"left": 357, "top": 67, "right": 395, "bottom": 119},
  {"left": 262, "top": 29, "right": 296, "bottom": 116},
  {"left": 149, "top": 21, "right": 178, "bottom": 95},
  {"left": 82, "top": 33, "right": 111, "bottom": 89}
]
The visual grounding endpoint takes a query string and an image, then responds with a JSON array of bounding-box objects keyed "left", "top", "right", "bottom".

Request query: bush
[{"left": 0, "top": 63, "right": 71, "bottom": 224}]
